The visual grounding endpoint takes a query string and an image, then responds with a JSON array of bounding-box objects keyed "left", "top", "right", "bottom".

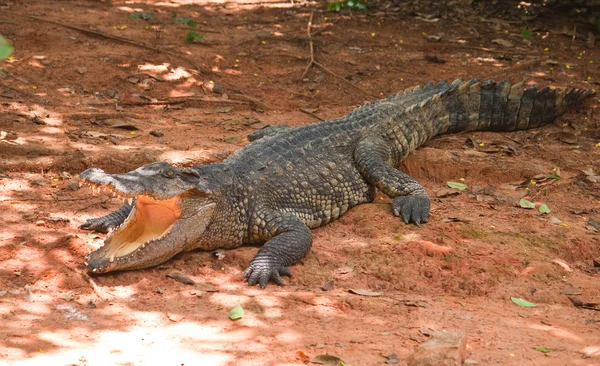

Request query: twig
[
  {"left": 74, "top": 198, "right": 110, "bottom": 214},
  {"left": 0, "top": 197, "right": 91, "bottom": 202},
  {"left": 310, "top": 17, "right": 342, "bottom": 38},
  {"left": 299, "top": 108, "right": 325, "bottom": 121},
  {"left": 63, "top": 261, "right": 114, "bottom": 301},
  {"left": 229, "top": 93, "right": 273, "bottom": 110},
  {"left": 3, "top": 11, "right": 205, "bottom": 73},
  {"left": 86, "top": 97, "right": 253, "bottom": 107},
  {"left": 300, "top": 12, "right": 316, "bottom": 80},
  {"left": 300, "top": 13, "right": 371, "bottom": 97},
  {"left": 489, "top": 58, "right": 542, "bottom": 79}
]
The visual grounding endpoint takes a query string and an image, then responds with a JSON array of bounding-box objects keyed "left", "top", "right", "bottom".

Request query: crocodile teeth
[
  {"left": 128, "top": 198, "right": 133, "bottom": 205},
  {"left": 109, "top": 255, "right": 115, "bottom": 263}
]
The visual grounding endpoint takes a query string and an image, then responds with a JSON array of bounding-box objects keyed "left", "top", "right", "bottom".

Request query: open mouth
[{"left": 81, "top": 180, "right": 182, "bottom": 272}]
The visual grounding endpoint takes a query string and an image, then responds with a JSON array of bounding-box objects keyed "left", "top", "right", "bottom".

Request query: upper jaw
[{"left": 78, "top": 164, "right": 209, "bottom": 200}]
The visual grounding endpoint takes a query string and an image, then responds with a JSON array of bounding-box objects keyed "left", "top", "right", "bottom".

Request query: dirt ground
[{"left": 1, "top": 0, "right": 600, "bottom": 365}]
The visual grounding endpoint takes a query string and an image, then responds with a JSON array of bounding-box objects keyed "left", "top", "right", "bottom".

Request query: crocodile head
[{"left": 79, "top": 162, "right": 217, "bottom": 273}]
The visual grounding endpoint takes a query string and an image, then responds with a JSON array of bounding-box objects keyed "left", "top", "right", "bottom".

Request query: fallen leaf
[
  {"left": 349, "top": 289, "right": 384, "bottom": 297},
  {"left": 204, "top": 107, "right": 232, "bottom": 115},
  {"left": 229, "top": 304, "right": 244, "bottom": 320},
  {"left": 568, "top": 296, "right": 600, "bottom": 311},
  {"left": 561, "top": 285, "right": 583, "bottom": 296},
  {"left": 519, "top": 198, "right": 535, "bottom": 209},
  {"left": 552, "top": 259, "right": 572, "bottom": 272},
  {"left": 447, "top": 181, "right": 468, "bottom": 190},
  {"left": 321, "top": 280, "right": 334, "bottom": 292},
  {"left": 511, "top": 297, "right": 536, "bottom": 308},
  {"left": 538, "top": 204, "right": 551, "bottom": 214},
  {"left": 588, "top": 218, "right": 600, "bottom": 231},
  {"left": 166, "top": 270, "right": 195, "bottom": 285},
  {"left": 167, "top": 313, "right": 184, "bottom": 322},
  {"left": 436, "top": 188, "right": 460, "bottom": 198},
  {"left": 492, "top": 38, "right": 514, "bottom": 47},
  {"left": 385, "top": 353, "right": 399, "bottom": 364},
  {"left": 535, "top": 346, "right": 552, "bottom": 353},
  {"left": 309, "top": 354, "right": 344, "bottom": 365},
  {"left": 336, "top": 266, "right": 354, "bottom": 274},
  {"left": 196, "top": 283, "right": 218, "bottom": 292},
  {"left": 557, "top": 131, "right": 578, "bottom": 144}
]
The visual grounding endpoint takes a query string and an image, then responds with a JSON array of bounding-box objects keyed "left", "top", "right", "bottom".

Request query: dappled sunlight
[
  {"left": 138, "top": 62, "right": 170, "bottom": 74},
  {"left": 580, "top": 345, "right": 600, "bottom": 359},
  {"left": 527, "top": 322, "right": 584, "bottom": 343},
  {"left": 210, "top": 292, "right": 253, "bottom": 307}
]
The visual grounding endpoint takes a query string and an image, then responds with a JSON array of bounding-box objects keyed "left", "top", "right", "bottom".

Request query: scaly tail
[{"left": 411, "top": 79, "right": 596, "bottom": 137}]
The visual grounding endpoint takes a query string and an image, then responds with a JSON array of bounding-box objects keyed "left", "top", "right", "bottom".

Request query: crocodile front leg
[
  {"left": 355, "top": 137, "right": 430, "bottom": 224},
  {"left": 244, "top": 211, "right": 312, "bottom": 288},
  {"left": 79, "top": 201, "right": 134, "bottom": 233}
]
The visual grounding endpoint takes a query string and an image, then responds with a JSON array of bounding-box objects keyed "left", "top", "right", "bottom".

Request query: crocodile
[{"left": 79, "top": 79, "right": 594, "bottom": 288}]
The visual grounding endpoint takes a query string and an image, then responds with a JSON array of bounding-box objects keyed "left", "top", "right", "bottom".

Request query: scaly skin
[{"left": 79, "top": 79, "right": 595, "bottom": 288}]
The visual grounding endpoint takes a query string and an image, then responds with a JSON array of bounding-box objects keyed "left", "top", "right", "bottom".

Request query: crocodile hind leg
[
  {"left": 354, "top": 136, "right": 430, "bottom": 224},
  {"left": 244, "top": 211, "right": 312, "bottom": 288},
  {"left": 79, "top": 200, "right": 134, "bottom": 233}
]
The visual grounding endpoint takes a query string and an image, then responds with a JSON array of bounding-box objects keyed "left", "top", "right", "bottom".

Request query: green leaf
[
  {"left": 229, "top": 304, "right": 244, "bottom": 320},
  {"left": 129, "top": 11, "right": 156, "bottom": 20},
  {"left": 346, "top": 0, "right": 367, "bottom": 10},
  {"left": 521, "top": 29, "right": 533, "bottom": 38},
  {"left": 184, "top": 31, "right": 205, "bottom": 43},
  {"left": 538, "top": 204, "right": 550, "bottom": 214},
  {"left": 546, "top": 174, "right": 560, "bottom": 180},
  {"left": 511, "top": 297, "right": 536, "bottom": 308},
  {"left": 447, "top": 181, "right": 468, "bottom": 191},
  {"left": 535, "top": 346, "right": 552, "bottom": 353},
  {"left": 327, "top": 2, "right": 343, "bottom": 12},
  {"left": 0, "top": 35, "right": 14, "bottom": 60},
  {"left": 173, "top": 16, "right": 196, "bottom": 28},
  {"left": 519, "top": 198, "right": 535, "bottom": 209}
]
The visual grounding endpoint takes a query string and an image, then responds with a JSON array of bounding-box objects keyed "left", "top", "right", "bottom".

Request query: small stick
[
  {"left": 63, "top": 262, "right": 114, "bottom": 301},
  {"left": 86, "top": 97, "right": 253, "bottom": 107},
  {"left": 74, "top": 198, "right": 110, "bottom": 214},
  {"left": 299, "top": 108, "right": 325, "bottom": 121},
  {"left": 300, "top": 12, "right": 316, "bottom": 80},
  {"left": 3, "top": 11, "right": 205, "bottom": 73},
  {"left": 489, "top": 58, "right": 542, "bottom": 79},
  {"left": 300, "top": 13, "right": 371, "bottom": 96}
]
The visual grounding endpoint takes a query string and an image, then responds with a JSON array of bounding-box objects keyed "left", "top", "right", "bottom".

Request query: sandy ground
[{"left": 1, "top": 0, "right": 600, "bottom": 365}]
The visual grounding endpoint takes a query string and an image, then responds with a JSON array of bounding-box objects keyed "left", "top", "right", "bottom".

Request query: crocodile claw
[
  {"left": 79, "top": 217, "right": 113, "bottom": 233},
  {"left": 392, "top": 195, "right": 430, "bottom": 225},
  {"left": 244, "top": 260, "right": 292, "bottom": 288}
]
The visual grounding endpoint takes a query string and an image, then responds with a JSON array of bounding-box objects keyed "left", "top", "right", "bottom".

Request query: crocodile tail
[{"left": 426, "top": 79, "right": 596, "bottom": 135}]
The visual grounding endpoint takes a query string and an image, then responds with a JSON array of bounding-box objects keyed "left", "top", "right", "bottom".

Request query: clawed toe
[
  {"left": 392, "top": 195, "right": 430, "bottom": 225},
  {"left": 244, "top": 262, "right": 292, "bottom": 289}
]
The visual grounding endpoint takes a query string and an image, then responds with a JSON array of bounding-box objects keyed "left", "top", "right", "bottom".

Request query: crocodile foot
[
  {"left": 80, "top": 217, "right": 114, "bottom": 233},
  {"left": 392, "top": 195, "right": 430, "bottom": 225},
  {"left": 244, "top": 260, "right": 292, "bottom": 288}
]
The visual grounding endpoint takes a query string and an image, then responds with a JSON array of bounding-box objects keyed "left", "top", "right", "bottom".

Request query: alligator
[{"left": 79, "top": 79, "right": 594, "bottom": 288}]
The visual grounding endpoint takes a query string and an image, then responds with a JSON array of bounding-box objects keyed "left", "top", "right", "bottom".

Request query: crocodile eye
[{"left": 163, "top": 170, "right": 175, "bottom": 178}]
